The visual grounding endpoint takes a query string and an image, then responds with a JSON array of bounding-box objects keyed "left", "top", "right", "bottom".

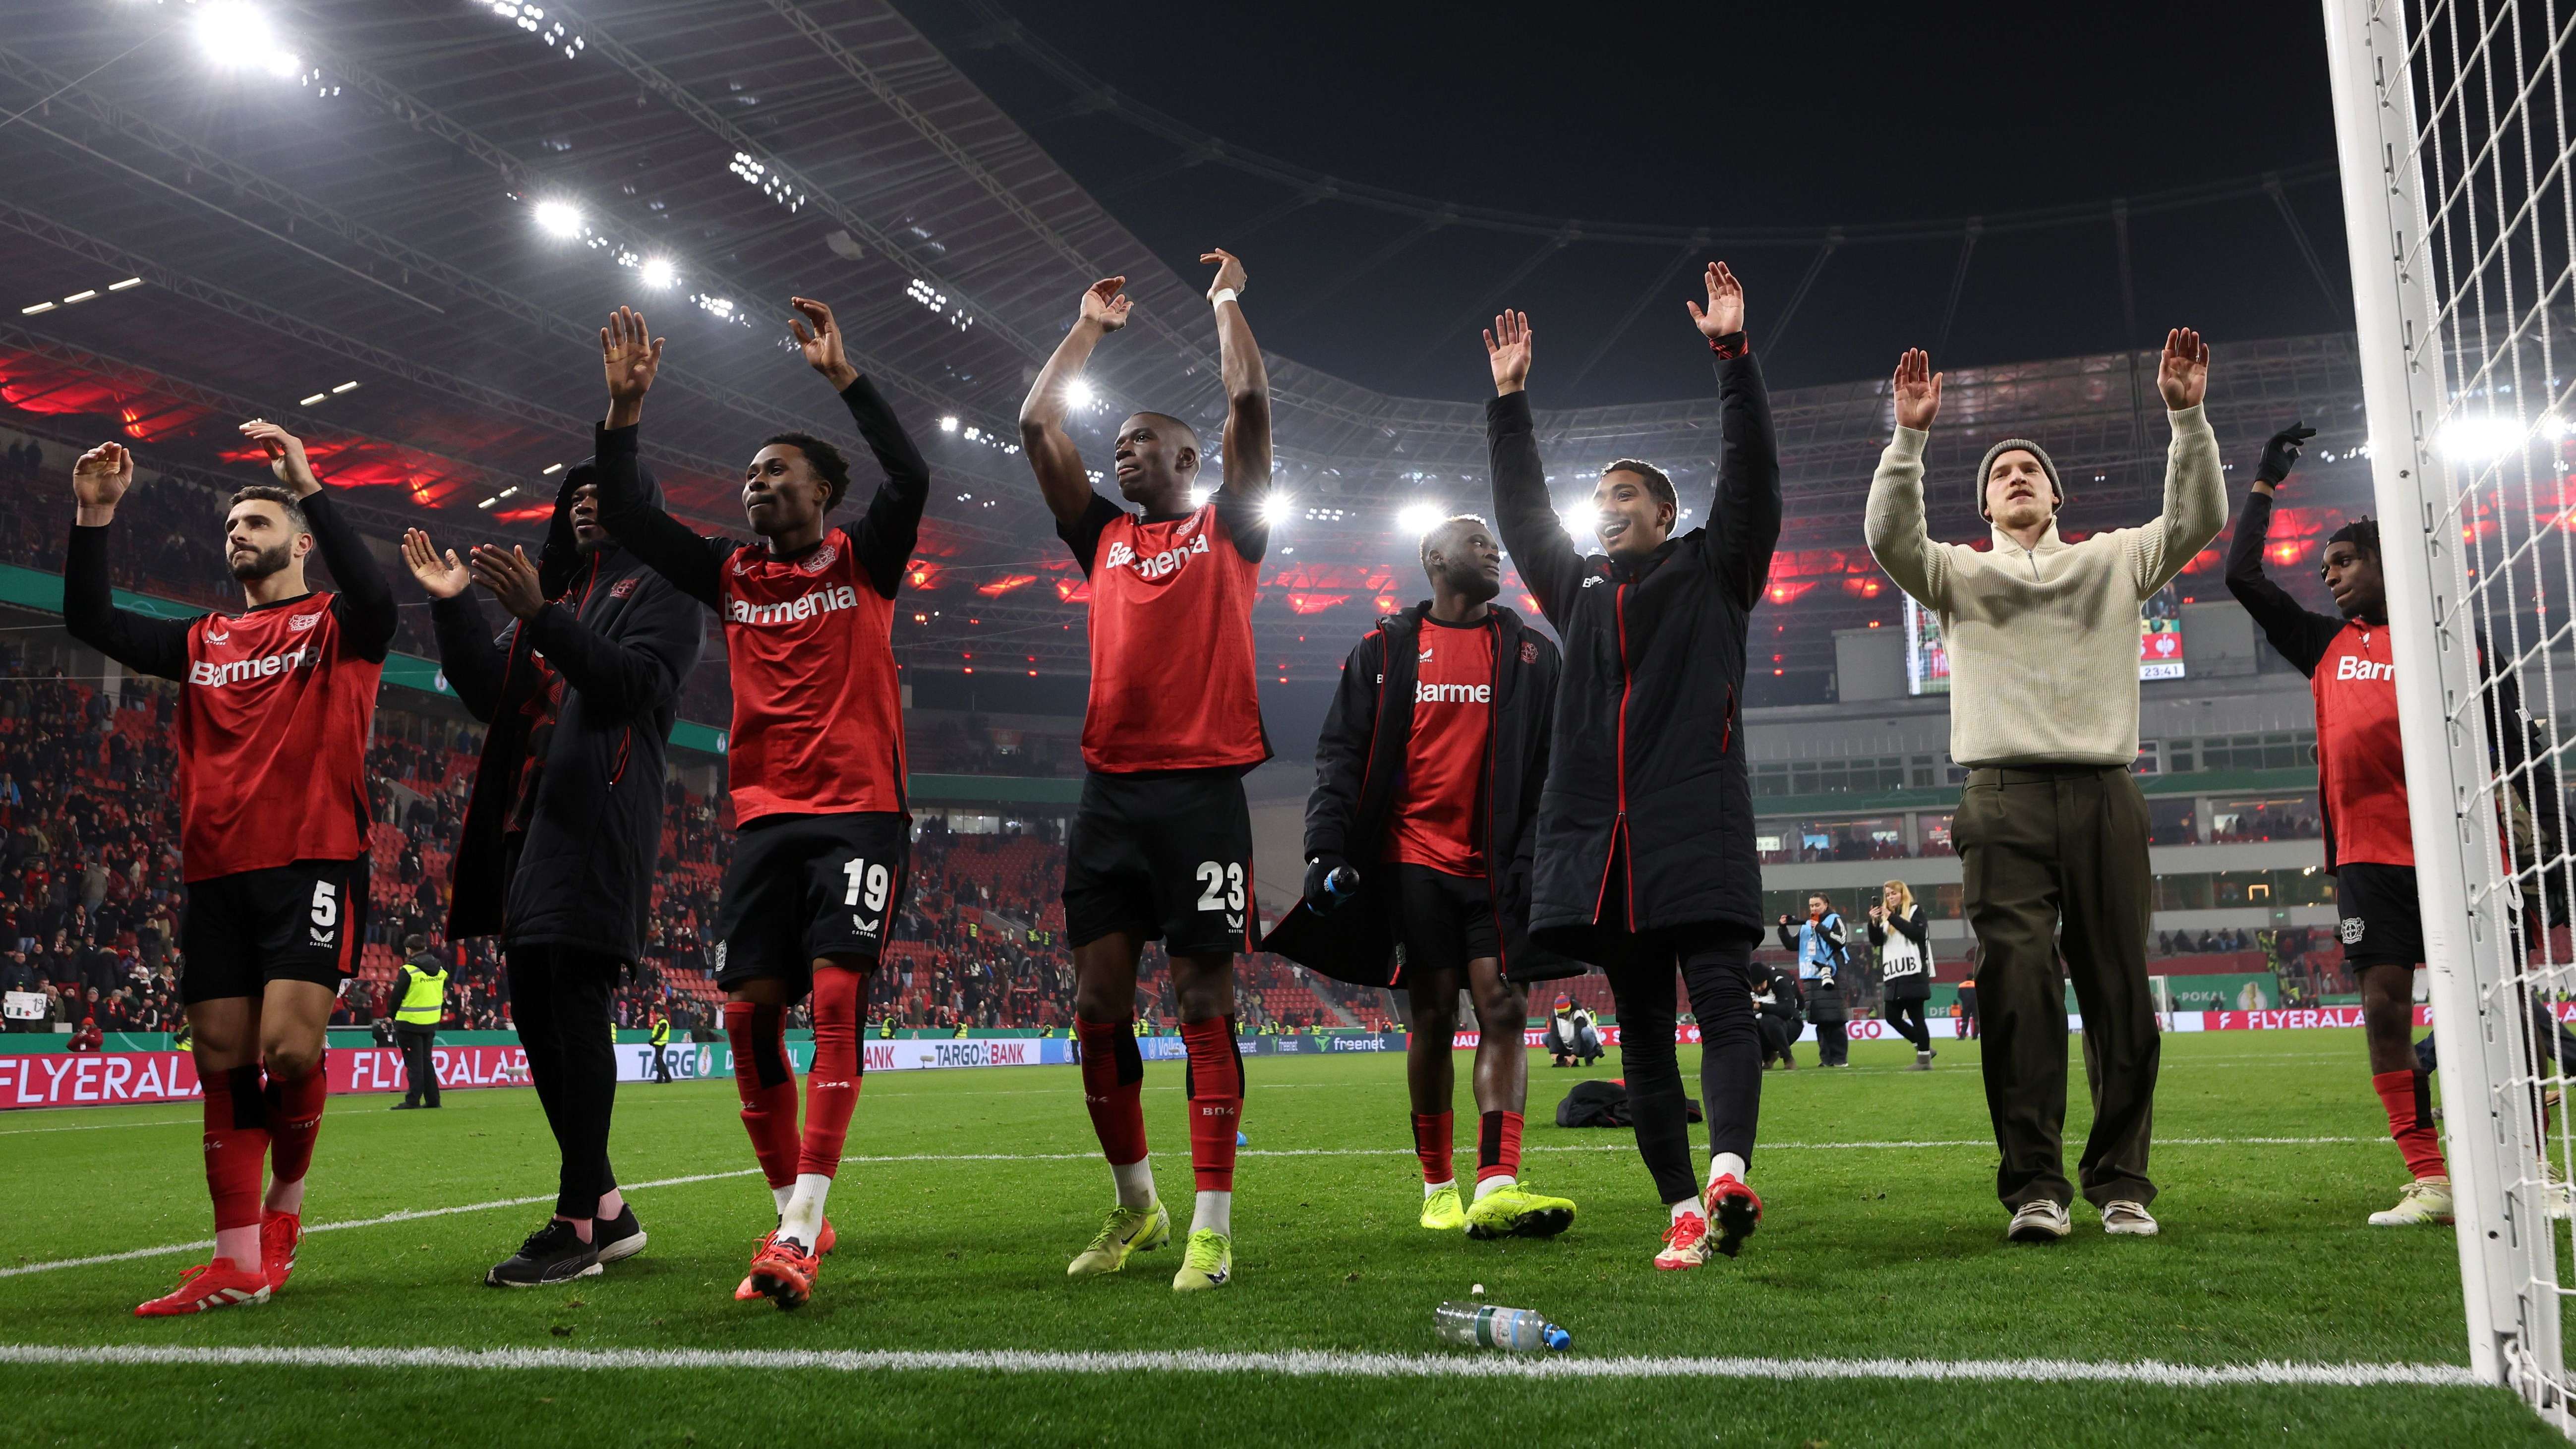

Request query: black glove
[
  {"left": 1305, "top": 855, "right": 1354, "bottom": 913},
  {"left": 2255, "top": 422, "right": 2318, "bottom": 486}
]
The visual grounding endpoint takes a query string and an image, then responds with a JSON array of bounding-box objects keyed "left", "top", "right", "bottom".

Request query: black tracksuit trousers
[
  {"left": 508, "top": 944, "right": 625, "bottom": 1217},
  {"left": 1603, "top": 937, "right": 1762, "bottom": 1206}
]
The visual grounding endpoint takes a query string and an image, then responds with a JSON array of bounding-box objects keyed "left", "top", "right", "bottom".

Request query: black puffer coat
[
  {"left": 1486, "top": 342, "right": 1780, "bottom": 965},
  {"left": 432, "top": 463, "right": 702, "bottom": 962},
  {"left": 1260, "top": 602, "right": 1579, "bottom": 985}
]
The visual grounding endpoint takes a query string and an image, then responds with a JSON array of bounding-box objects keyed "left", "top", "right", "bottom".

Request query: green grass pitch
[{"left": 0, "top": 1029, "right": 2554, "bottom": 1447}]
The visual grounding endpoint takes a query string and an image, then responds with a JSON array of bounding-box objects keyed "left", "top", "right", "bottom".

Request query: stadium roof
[{"left": 0, "top": 1, "right": 2385, "bottom": 698}]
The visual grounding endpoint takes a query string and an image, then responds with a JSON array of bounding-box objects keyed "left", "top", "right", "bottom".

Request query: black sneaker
[
  {"left": 485, "top": 1219, "right": 601, "bottom": 1288},
  {"left": 593, "top": 1205, "right": 648, "bottom": 1266}
]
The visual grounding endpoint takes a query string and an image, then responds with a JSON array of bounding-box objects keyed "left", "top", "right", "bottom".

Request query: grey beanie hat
[{"left": 1974, "top": 438, "right": 2064, "bottom": 521}]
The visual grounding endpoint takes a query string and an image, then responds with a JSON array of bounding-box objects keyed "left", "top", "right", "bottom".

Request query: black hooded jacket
[
  {"left": 1487, "top": 338, "right": 1781, "bottom": 965},
  {"left": 1259, "top": 602, "right": 1580, "bottom": 986},
  {"left": 431, "top": 463, "right": 703, "bottom": 962}
]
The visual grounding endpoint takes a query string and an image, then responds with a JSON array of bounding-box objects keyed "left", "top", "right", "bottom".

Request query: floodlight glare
[
  {"left": 1398, "top": 502, "right": 1448, "bottom": 537},
  {"left": 638, "top": 257, "right": 677, "bottom": 290},
  {"left": 1559, "top": 506, "right": 1595, "bottom": 544},
  {"left": 194, "top": 4, "right": 299, "bottom": 80},
  {"left": 937, "top": 415, "right": 959, "bottom": 433},
  {"left": 1063, "top": 378, "right": 1095, "bottom": 410},
  {"left": 1261, "top": 493, "right": 1294, "bottom": 527},
  {"left": 532, "top": 200, "right": 584, "bottom": 238}
]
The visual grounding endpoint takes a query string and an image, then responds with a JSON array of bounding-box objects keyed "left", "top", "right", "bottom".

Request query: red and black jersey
[
  {"left": 2223, "top": 487, "right": 2409, "bottom": 869},
  {"left": 1059, "top": 493, "right": 1268, "bottom": 774},
  {"left": 63, "top": 492, "right": 398, "bottom": 883},
  {"left": 1384, "top": 616, "right": 1494, "bottom": 876},
  {"left": 172, "top": 599, "right": 383, "bottom": 879},
  {"left": 714, "top": 529, "right": 904, "bottom": 820},
  {"left": 590, "top": 375, "right": 930, "bottom": 827},
  {"left": 2310, "top": 623, "right": 2411, "bottom": 867}
]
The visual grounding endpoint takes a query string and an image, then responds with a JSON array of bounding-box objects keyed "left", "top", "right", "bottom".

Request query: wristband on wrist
[{"left": 1211, "top": 288, "right": 1239, "bottom": 308}]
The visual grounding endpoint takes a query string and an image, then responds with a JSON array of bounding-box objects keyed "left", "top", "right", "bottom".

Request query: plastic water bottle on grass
[{"left": 1434, "top": 1300, "right": 1569, "bottom": 1352}]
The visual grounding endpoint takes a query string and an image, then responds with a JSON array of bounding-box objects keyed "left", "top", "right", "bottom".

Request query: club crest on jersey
[
  {"left": 288, "top": 611, "right": 322, "bottom": 632},
  {"left": 610, "top": 578, "right": 638, "bottom": 598},
  {"left": 797, "top": 541, "right": 840, "bottom": 575},
  {"left": 1521, "top": 639, "right": 1540, "bottom": 664}
]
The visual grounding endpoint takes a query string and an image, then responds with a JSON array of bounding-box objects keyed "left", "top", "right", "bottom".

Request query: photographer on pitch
[{"left": 1776, "top": 896, "right": 1850, "bottom": 1067}]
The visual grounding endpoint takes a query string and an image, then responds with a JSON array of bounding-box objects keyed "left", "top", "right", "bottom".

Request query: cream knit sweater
[{"left": 1864, "top": 406, "right": 2225, "bottom": 768}]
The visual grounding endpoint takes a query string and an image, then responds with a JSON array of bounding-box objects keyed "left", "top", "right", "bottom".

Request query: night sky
[{"left": 905, "top": 0, "right": 2348, "bottom": 404}]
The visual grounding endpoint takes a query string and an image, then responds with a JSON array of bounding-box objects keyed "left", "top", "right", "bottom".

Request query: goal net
[{"left": 2324, "top": 0, "right": 2576, "bottom": 1428}]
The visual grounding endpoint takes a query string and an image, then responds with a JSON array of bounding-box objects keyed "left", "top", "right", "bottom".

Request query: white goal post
[{"left": 2323, "top": 0, "right": 2575, "bottom": 1427}]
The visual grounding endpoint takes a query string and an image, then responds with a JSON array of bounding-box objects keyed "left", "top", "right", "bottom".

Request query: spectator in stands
[{"left": 69, "top": 1014, "right": 101, "bottom": 1051}]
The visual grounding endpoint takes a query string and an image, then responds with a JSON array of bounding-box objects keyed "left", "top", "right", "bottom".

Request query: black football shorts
[
  {"left": 2336, "top": 861, "right": 2426, "bottom": 970},
  {"left": 1063, "top": 768, "right": 1256, "bottom": 957},
  {"left": 713, "top": 811, "right": 910, "bottom": 994},
  {"left": 179, "top": 857, "right": 368, "bottom": 1005}
]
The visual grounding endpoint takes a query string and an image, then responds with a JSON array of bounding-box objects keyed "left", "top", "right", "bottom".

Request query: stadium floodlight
[
  {"left": 1188, "top": 487, "right": 1212, "bottom": 508},
  {"left": 1398, "top": 501, "right": 1447, "bottom": 537},
  {"left": 1559, "top": 506, "right": 1595, "bottom": 544},
  {"left": 1261, "top": 493, "right": 1294, "bottom": 527},
  {"left": 2436, "top": 415, "right": 2524, "bottom": 461},
  {"left": 194, "top": 3, "right": 300, "bottom": 80},
  {"left": 541, "top": 463, "right": 564, "bottom": 474},
  {"left": 532, "top": 200, "right": 584, "bottom": 238},
  {"left": 330, "top": 381, "right": 358, "bottom": 394},
  {"left": 19, "top": 302, "right": 54, "bottom": 316},
  {"left": 937, "top": 415, "right": 959, "bottom": 433},
  {"left": 62, "top": 290, "right": 98, "bottom": 305},
  {"left": 637, "top": 257, "right": 677, "bottom": 290},
  {"left": 297, "top": 393, "right": 325, "bottom": 406},
  {"left": 1064, "top": 379, "right": 1095, "bottom": 410},
  {"left": 108, "top": 278, "right": 143, "bottom": 291}
]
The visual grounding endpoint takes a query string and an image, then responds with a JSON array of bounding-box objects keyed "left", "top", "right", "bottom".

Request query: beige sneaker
[
  {"left": 2367, "top": 1176, "right": 2454, "bottom": 1226},
  {"left": 2101, "top": 1200, "right": 2159, "bottom": 1236},
  {"left": 2006, "top": 1199, "right": 2070, "bottom": 1242}
]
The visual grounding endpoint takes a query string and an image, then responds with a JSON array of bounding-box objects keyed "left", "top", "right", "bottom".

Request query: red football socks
[
  {"left": 1075, "top": 1014, "right": 1149, "bottom": 1165},
  {"left": 1477, "top": 1109, "right": 1524, "bottom": 1184},
  {"left": 2374, "top": 1068, "right": 2449, "bottom": 1180},
  {"left": 202, "top": 1064, "right": 268, "bottom": 1234},
  {"left": 1181, "top": 1016, "right": 1243, "bottom": 1193},
  {"left": 1412, "top": 1110, "right": 1455, "bottom": 1185},
  {"left": 263, "top": 1058, "right": 328, "bottom": 1190},
  {"left": 797, "top": 967, "right": 865, "bottom": 1178},
  {"left": 724, "top": 1002, "right": 801, "bottom": 1191}
]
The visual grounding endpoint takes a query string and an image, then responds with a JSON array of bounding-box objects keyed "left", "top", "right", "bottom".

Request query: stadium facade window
[
  {"left": 2152, "top": 868, "right": 2336, "bottom": 912},
  {"left": 1751, "top": 756, "right": 1910, "bottom": 799},
  {"left": 2148, "top": 797, "right": 2200, "bottom": 846},
  {"left": 2206, "top": 794, "right": 2321, "bottom": 843}
]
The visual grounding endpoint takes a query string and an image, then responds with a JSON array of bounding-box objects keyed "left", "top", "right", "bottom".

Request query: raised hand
[
  {"left": 601, "top": 306, "right": 664, "bottom": 428},
  {"left": 401, "top": 528, "right": 470, "bottom": 600},
  {"left": 1685, "top": 261, "right": 1745, "bottom": 340},
  {"left": 788, "top": 295, "right": 859, "bottom": 390},
  {"left": 467, "top": 543, "right": 548, "bottom": 621},
  {"left": 1202, "top": 247, "right": 1247, "bottom": 301},
  {"left": 2255, "top": 421, "right": 2318, "bottom": 488},
  {"left": 71, "top": 442, "right": 133, "bottom": 521},
  {"left": 1079, "top": 277, "right": 1131, "bottom": 333},
  {"left": 238, "top": 419, "right": 318, "bottom": 496},
  {"left": 2158, "top": 327, "right": 2210, "bottom": 410},
  {"left": 1484, "top": 310, "right": 1534, "bottom": 397},
  {"left": 1892, "top": 348, "right": 1943, "bottom": 431}
]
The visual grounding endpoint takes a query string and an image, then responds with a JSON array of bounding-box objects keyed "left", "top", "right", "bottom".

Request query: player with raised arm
[
  {"left": 63, "top": 421, "right": 396, "bottom": 1315},
  {"left": 1482, "top": 265, "right": 1782, "bottom": 1270},
  {"left": 1017, "top": 250, "right": 1270, "bottom": 1291},
  {"left": 589, "top": 298, "right": 930, "bottom": 1310},
  {"left": 2223, "top": 423, "right": 2452, "bottom": 1226}
]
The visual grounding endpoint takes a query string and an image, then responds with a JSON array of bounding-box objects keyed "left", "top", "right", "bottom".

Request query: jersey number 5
[
  {"left": 841, "top": 858, "right": 890, "bottom": 913},
  {"left": 1195, "top": 861, "right": 1245, "bottom": 914},
  {"left": 308, "top": 880, "right": 339, "bottom": 929}
]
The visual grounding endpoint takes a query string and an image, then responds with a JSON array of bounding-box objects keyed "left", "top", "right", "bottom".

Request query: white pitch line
[
  {"left": 0, "top": 1342, "right": 2485, "bottom": 1389},
  {"left": 0, "top": 1135, "right": 2382, "bottom": 1281},
  {"left": 0, "top": 1115, "right": 202, "bottom": 1136}
]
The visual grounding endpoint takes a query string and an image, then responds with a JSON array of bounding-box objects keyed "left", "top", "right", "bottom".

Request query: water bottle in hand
[{"left": 1434, "top": 1300, "right": 1569, "bottom": 1352}]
